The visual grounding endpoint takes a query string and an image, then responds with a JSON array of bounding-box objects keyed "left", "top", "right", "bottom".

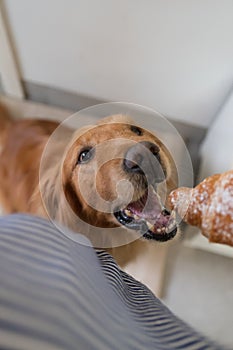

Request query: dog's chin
[{"left": 114, "top": 186, "right": 177, "bottom": 242}]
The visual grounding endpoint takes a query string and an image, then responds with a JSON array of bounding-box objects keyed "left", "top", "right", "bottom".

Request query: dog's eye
[
  {"left": 77, "top": 148, "right": 94, "bottom": 164},
  {"left": 130, "top": 125, "right": 143, "bottom": 136}
]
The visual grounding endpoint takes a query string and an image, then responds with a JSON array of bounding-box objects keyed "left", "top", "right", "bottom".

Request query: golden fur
[{"left": 0, "top": 109, "right": 177, "bottom": 266}]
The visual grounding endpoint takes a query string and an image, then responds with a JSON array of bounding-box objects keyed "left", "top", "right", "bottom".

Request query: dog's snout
[{"left": 123, "top": 141, "right": 165, "bottom": 182}]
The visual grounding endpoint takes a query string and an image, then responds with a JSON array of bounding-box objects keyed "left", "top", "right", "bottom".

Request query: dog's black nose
[{"left": 123, "top": 141, "right": 165, "bottom": 183}]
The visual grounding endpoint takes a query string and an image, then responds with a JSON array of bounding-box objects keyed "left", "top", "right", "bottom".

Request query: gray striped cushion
[{"left": 0, "top": 214, "right": 223, "bottom": 349}]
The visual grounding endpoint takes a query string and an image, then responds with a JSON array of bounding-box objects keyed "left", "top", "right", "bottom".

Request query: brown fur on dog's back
[{"left": 0, "top": 117, "right": 59, "bottom": 213}]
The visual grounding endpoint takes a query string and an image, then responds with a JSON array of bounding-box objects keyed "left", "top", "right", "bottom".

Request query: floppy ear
[
  {"left": 39, "top": 166, "right": 83, "bottom": 232},
  {"left": 62, "top": 179, "right": 83, "bottom": 216},
  {"left": 37, "top": 165, "right": 61, "bottom": 219}
]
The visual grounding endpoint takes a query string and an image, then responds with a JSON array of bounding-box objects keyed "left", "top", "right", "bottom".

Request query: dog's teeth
[
  {"left": 147, "top": 221, "right": 154, "bottom": 230},
  {"left": 125, "top": 209, "right": 132, "bottom": 217},
  {"left": 166, "top": 220, "right": 176, "bottom": 232}
]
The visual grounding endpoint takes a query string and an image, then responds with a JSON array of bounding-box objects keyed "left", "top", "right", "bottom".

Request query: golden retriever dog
[{"left": 0, "top": 105, "right": 178, "bottom": 267}]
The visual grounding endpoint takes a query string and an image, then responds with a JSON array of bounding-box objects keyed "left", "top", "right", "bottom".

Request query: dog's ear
[
  {"left": 41, "top": 172, "right": 83, "bottom": 230},
  {"left": 63, "top": 180, "right": 83, "bottom": 216}
]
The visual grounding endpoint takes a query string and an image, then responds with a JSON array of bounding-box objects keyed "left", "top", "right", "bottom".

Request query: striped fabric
[{"left": 0, "top": 214, "right": 224, "bottom": 350}]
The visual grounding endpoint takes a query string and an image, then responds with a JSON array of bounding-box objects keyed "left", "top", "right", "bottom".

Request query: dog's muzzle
[{"left": 114, "top": 141, "right": 177, "bottom": 242}]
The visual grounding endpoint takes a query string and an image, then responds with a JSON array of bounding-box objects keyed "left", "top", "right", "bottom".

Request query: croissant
[{"left": 168, "top": 170, "right": 233, "bottom": 247}]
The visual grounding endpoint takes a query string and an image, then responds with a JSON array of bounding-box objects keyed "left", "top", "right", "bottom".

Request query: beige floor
[
  {"left": 1, "top": 95, "right": 233, "bottom": 348},
  {"left": 163, "top": 239, "right": 233, "bottom": 348}
]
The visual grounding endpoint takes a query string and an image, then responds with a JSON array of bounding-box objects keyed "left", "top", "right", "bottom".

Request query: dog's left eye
[{"left": 77, "top": 148, "right": 94, "bottom": 164}]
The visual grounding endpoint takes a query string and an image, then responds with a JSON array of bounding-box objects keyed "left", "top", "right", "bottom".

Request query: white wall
[
  {"left": 186, "top": 88, "right": 233, "bottom": 258},
  {"left": 199, "top": 87, "right": 233, "bottom": 178},
  {"left": 4, "top": 0, "right": 233, "bottom": 127}
]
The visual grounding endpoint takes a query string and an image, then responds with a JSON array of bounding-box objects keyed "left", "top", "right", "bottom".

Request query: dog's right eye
[{"left": 77, "top": 148, "right": 94, "bottom": 164}]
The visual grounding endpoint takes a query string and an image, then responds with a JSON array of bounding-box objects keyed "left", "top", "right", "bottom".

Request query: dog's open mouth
[{"left": 114, "top": 186, "right": 177, "bottom": 241}]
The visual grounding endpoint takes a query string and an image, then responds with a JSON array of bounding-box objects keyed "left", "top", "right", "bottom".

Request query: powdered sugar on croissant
[{"left": 168, "top": 170, "right": 233, "bottom": 247}]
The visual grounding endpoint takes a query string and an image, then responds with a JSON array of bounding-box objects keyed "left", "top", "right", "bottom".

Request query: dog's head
[{"left": 60, "top": 114, "right": 178, "bottom": 243}]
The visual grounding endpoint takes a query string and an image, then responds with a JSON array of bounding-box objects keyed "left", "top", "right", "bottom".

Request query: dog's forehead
[
  {"left": 71, "top": 114, "right": 135, "bottom": 141},
  {"left": 71, "top": 122, "right": 162, "bottom": 148},
  {"left": 97, "top": 114, "right": 134, "bottom": 125}
]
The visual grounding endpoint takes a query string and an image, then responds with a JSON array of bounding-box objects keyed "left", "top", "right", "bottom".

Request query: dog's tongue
[{"left": 127, "top": 187, "right": 162, "bottom": 220}]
